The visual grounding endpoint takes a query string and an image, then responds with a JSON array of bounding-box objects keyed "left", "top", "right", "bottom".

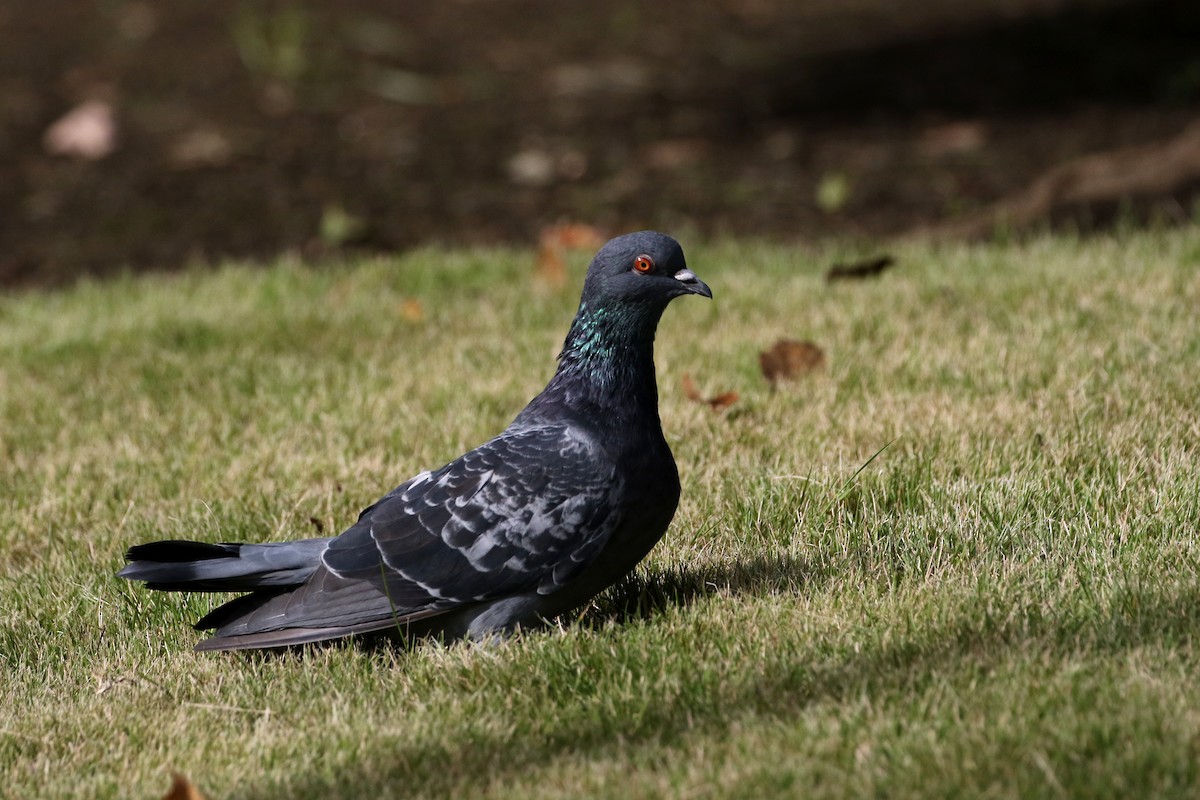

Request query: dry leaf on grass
[
  {"left": 400, "top": 298, "right": 425, "bottom": 322},
  {"left": 704, "top": 391, "right": 739, "bottom": 410},
  {"left": 759, "top": 339, "right": 825, "bottom": 386},
  {"left": 162, "top": 772, "right": 207, "bottom": 800},
  {"left": 682, "top": 373, "right": 739, "bottom": 410},
  {"left": 536, "top": 223, "right": 605, "bottom": 288},
  {"left": 825, "top": 255, "right": 896, "bottom": 282}
]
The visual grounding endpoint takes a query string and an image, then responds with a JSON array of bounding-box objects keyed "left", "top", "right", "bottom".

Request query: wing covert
[{"left": 317, "top": 424, "right": 622, "bottom": 617}]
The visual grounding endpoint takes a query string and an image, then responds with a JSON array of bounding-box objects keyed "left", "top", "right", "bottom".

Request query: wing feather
[{"left": 212, "top": 424, "right": 622, "bottom": 638}]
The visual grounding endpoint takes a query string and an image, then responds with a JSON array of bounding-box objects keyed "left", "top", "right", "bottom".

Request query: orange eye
[{"left": 633, "top": 254, "right": 654, "bottom": 273}]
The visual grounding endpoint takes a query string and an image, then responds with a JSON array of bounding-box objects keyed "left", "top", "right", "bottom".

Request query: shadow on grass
[
  {"left": 578, "top": 553, "right": 820, "bottom": 628},
  {"left": 242, "top": 554, "right": 1200, "bottom": 799}
]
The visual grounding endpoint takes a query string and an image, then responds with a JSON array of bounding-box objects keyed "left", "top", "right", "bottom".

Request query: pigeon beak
[{"left": 674, "top": 268, "right": 713, "bottom": 299}]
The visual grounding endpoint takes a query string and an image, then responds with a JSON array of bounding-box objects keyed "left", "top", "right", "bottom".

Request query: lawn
[{"left": 2, "top": 229, "right": 1199, "bottom": 798}]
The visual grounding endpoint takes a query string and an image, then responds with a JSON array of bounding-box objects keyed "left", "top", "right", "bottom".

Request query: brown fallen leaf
[
  {"left": 760, "top": 339, "right": 826, "bottom": 386},
  {"left": 825, "top": 255, "right": 896, "bottom": 282},
  {"left": 163, "top": 772, "right": 207, "bottom": 800},
  {"left": 705, "top": 391, "right": 739, "bottom": 410},
  {"left": 682, "top": 373, "right": 739, "bottom": 410},
  {"left": 400, "top": 298, "right": 425, "bottom": 322}
]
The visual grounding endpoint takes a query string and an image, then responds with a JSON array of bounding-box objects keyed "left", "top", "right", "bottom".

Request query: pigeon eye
[{"left": 633, "top": 255, "right": 654, "bottom": 274}]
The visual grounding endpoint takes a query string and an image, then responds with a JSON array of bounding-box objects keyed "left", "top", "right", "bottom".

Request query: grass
[{"left": 2, "top": 228, "right": 1199, "bottom": 798}]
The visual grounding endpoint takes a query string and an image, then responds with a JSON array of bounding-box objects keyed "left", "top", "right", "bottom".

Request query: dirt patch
[{"left": 2, "top": 0, "right": 1198, "bottom": 286}]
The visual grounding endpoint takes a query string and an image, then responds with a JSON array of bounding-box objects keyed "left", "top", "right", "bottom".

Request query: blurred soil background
[{"left": 2, "top": 0, "right": 1199, "bottom": 286}]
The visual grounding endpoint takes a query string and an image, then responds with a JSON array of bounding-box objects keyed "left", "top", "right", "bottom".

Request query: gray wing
[{"left": 208, "top": 424, "right": 623, "bottom": 638}]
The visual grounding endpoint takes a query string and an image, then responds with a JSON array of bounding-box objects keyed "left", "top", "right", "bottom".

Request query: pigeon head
[
  {"left": 580, "top": 231, "right": 712, "bottom": 306},
  {"left": 550, "top": 232, "right": 710, "bottom": 392}
]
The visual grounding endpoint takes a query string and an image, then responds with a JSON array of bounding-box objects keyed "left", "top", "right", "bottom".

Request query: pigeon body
[{"left": 119, "top": 231, "right": 711, "bottom": 651}]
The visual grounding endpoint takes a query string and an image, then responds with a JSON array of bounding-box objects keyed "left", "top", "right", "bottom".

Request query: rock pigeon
[{"left": 118, "top": 231, "right": 711, "bottom": 651}]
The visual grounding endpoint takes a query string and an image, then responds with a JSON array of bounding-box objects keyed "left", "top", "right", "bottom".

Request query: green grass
[{"left": 2, "top": 229, "right": 1199, "bottom": 798}]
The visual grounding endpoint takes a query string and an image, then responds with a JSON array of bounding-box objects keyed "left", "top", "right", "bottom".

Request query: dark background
[{"left": 3, "top": 0, "right": 1198, "bottom": 286}]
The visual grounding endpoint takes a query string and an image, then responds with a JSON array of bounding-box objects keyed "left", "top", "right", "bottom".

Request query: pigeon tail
[{"left": 118, "top": 538, "right": 331, "bottom": 592}]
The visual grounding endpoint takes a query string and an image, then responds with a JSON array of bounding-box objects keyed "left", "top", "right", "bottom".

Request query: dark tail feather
[
  {"left": 192, "top": 587, "right": 291, "bottom": 632},
  {"left": 117, "top": 537, "right": 331, "bottom": 592}
]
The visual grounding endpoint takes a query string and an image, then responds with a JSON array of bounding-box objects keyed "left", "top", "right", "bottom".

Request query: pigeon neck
[{"left": 547, "top": 297, "right": 665, "bottom": 412}]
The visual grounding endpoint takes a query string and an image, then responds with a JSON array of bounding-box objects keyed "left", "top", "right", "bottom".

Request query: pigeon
[{"left": 118, "top": 231, "right": 711, "bottom": 651}]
